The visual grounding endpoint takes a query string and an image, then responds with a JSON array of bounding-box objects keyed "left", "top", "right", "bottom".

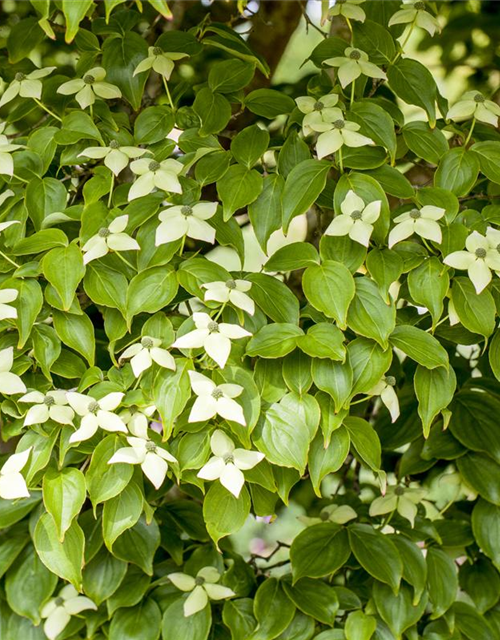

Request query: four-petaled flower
[
  {"left": 0, "top": 67, "right": 56, "bottom": 107},
  {"left": 388, "top": 205, "right": 445, "bottom": 248},
  {"left": 120, "top": 404, "right": 157, "bottom": 438},
  {"left": 57, "top": 67, "right": 122, "bottom": 109},
  {"left": 67, "top": 392, "right": 126, "bottom": 443},
  {"left": 128, "top": 157, "right": 183, "bottom": 201},
  {"left": 41, "top": 585, "right": 97, "bottom": 640},
  {"left": 82, "top": 214, "right": 140, "bottom": 264},
  {"left": 389, "top": 1, "right": 441, "bottom": 36},
  {"left": 169, "top": 566, "right": 235, "bottom": 617},
  {"left": 443, "top": 230, "right": 500, "bottom": 294},
  {"left": 120, "top": 336, "right": 176, "bottom": 378},
  {"left": 172, "top": 312, "right": 251, "bottom": 369},
  {"left": 155, "top": 202, "right": 217, "bottom": 246},
  {"left": 311, "top": 111, "right": 374, "bottom": 159},
  {"left": 108, "top": 434, "right": 177, "bottom": 489},
  {"left": 134, "top": 47, "right": 189, "bottom": 79},
  {"left": 369, "top": 484, "right": 427, "bottom": 527},
  {"left": 328, "top": 0, "right": 366, "bottom": 23},
  {"left": 19, "top": 390, "right": 74, "bottom": 426},
  {"left": 325, "top": 190, "right": 380, "bottom": 247},
  {"left": 295, "top": 93, "right": 340, "bottom": 136},
  {"left": 368, "top": 375, "right": 400, "bottom": 423},
  {"left": 197, "top": 430, "right": 264, "bottom": 497},
  {"left": 447, "top": 91, "right": 500, "bottom": 127},
  {"left": 0, "top": 346, "right": 26, "bottom": 395},
  {"left": 78, "top": 142, "right": 150, "bottom": 176},
  {"left": 0, "top": 123, "right": 24, "bottom": 176},
  {"left": 0, "top": 288, "right": 17, "bottom": 320},
  {"left": 201, "top": 279, "right": 254, "bottom": 315},
  {"left": 300, "top": 503, "right": 358, "bottom": 526},
  {"left": 0, "top": 446, "right": 31, "bottom": 500},
  {"left": 325, "top": 47, "right": 386, "bottom": 88},
  {"left": 188, "top": 371, "right": 246, "bottom": 425}
]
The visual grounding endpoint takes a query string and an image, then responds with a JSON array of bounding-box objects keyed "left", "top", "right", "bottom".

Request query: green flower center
[
  {"left": 152, "top": 47, "right": 163, "bottom": 56},
  {"left": 181, "top": 205, "right": 193, "bottom": 216},
  {"left": 475, "top": 247, "right": 487, "bottom": 259},
  {"left": 349, "top": 50, "right": 361, "bottom": 61},
  {"left": 88, "top": 400, "right": 100, "bottom": 414},
  {"left": 83, "top": 74, "right": 95, "bottom": 85},
  {"left": 314, "top": 101, "right": 324, "bottom": 111},
  {"left": 98, "top": 227, "right": 110, "bottom": 238},
  {"left": 474, "top": 93, "right": 485, "bottom": 103},
  {"left": 226, "top": 279, "right": 237, "bottom": 290},
  {"left": 385, "top": 375, "right": 396, "bottom": 386},
  {"left": 141, "top": 337, "right": 154, "bottom": 349},
  {"left": 54, "top": 597, "right": 64, "bottom": 607},
  {"left": 44, "top": 395, "right": 55, "bottom": 406},
  {"left": 320, "top": 510, "right": 330, "bottom": 521},
  {"left": 333, "top": 119, "right": 345, "bottom": 129},
  {"left": 195, "top": 576, "right": 205, "bottom": 586},
  {"left": 496, "top": 244, "right": 500, "bottom": 253},
  {"left": 208, "top": 321, "right": 219, "bottom": 333},
  {"left": 148, "top": 160, "right": 161, "bottom": 172},
  {"left": 414, "top": 1, "right": 426, "bottom": 9},
  {"left": 109, "top": 140, "right": 120, "bottom": 149},
  {"left": 145, "top": 441, "right": 157, "bottom": 453},
  {"left": 409, "top": 209, "right": 421, "bottom": 220},
  {"left": 212, "top": 388, "right": 224, "bottom": 400},
  {"left": 223, "top": 453, "right": 234, "bottom": 464},
  {"left": 350, "top": 210, "right": 363, "bottom": 221},
  {"left": 337, "top": 0, "right": 346, "bottom": 4},
  {"left": 15, "top": 72, "right": 25, "bottom": 82},
  {"left": 394, "top": 486, "right": 405, "bottom": 496}
]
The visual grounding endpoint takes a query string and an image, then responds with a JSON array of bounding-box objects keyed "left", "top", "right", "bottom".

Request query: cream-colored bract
[
  {"left": 369, "top": 484, "right": 427, "bottom": 527},
  {"left": 389, "top": 1, "right": 441, "bottom": 36},
  {"left": 134, "top": 47, "right": 189, "bottom": 80},
  {"left": 78, "top": 143, "right": 150, "bottom": 176},
  {"left": 0, "top": 67, "right": 55, "bottom": 107},
  {"left": 120, "top": 336, "right": 176, "bottom": 378},
  {"left": 19, "top": 389, "right": 74, "bottom": 426},
  {"left": 41, "top": 584, "right": 96, "bottom": 640},
  {"left": 325, "top": 190, "right": 381, "bottom": 247},
  {"left": 368, "top": 376, "right": 400, "bottom": 423},
  {"left": 0, "top": 446, "right": 31, "bottom": 500},
  {"left": 0, "top": 346, "right": 26, "bottom": 395},
  {"left": 201, "top": 279, "right": 254, "bottom": 315},
  {"left": 57, "top": 67, "right": 121, "bottom": 109},
  {"left": 188, "top": 370, "right": 246, "bottom": 425},
  {"left": 156, "top": 202, "right": 218, "bottom": 246},
  {"left": 81, "top": 214, "right": 140, "bottom": 264},
  {"left": 108, "top": 435, "right": 177, "bottom": 489},
  {"left": 388, "top": 205, "right": 445, "bottom": 249},
  {"left": 66, "top": 391, "right": 127, "bottom": 443},
  {"left": 168, "top": 566, "right": 235, "bottom": 617},
  {"left": 128, "top": 157, "right": 183, "bottom": 201},
  {"left": 444, "top": 230, "right": 500, "bottom": 294},
  {"left": 325, "top": 47, "right": 387, "bottom": 89}
]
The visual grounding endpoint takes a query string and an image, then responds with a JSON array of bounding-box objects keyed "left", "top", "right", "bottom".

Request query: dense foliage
[{"left": 0, "top": 1, "right": 500, "bottom": 639}]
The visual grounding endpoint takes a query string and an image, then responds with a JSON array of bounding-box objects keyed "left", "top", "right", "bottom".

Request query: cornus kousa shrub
[{"left": 1, "top": 0, "right": 500, "bottom": 639}]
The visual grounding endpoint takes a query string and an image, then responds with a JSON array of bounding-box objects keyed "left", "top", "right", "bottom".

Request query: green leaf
[
  {"left": 109, "top": 599, "right": 162, "bottom": 640},
  {"left": 86, "top": 435, "right": 134, "bottom": 507},
  {"left": 389, "top": 535, "right": 427, "bottom": 605},
  {"left": 247, "top": 174, "right": 284, "bottom": 252},
  {"left": 264, "top": 242, "right": 320, "bottom": 272},
  {"left": 0, "top": 528, "right": 29, "bottom": 580},
  {"left": 134, "top": 106, "right": 175, "bottom": 144},
  {"left": 373, "top": 582, "right": 428, "bottom": 638},
  {"left": 107, "top": 565, "right": 151, "bottom": 617},
  {"left": 344, "top": 416, "right": 381, "bottom": 472},
  {"left": 84, "top": 262, "right": 128, "bottom": 315},
  {"left": 364, "top": 165, "right": 414, "bottom": 199},
  {"left": 193, "top": 87, "right": 232, "bottom": 136},
  {"left": 345, "top": 611, "right": 377, "bottom": 640},
  {"left": 348, "top": 337, "right": 392, "bottom": 397},
  {"left": 402, "top": 122, "right": 448, "bottom": 165},
  {"left": 42, "top": 244, "right": 85, "bottom": 311},
  {"left": 451, "top": 276, "right": 496, "bottom": 338},
  {"left": 25, "top": 177, "right": 68, "bottom": 231},
  {"left": 435, "top": 148, "right": 480, "bottom": 197},
  {"left": 112, "top": 515, "right": 160, "bottom": 575},
  {"left": 282, "top": 577, "right": 338, "bottom": 626},
  {"left": 13, "top": 229, "right": 68, "bottom": 255},
  {"left": 208, "top": 58, "right": 255, "bottom": 93},
  {"left": 408, "top": 257, "right": 449, "bottom": 329},
  {"left": 366, "top": 248, "right": 403, "bottom": 303},
  {"left": 12, "top": 279, "right": 43, "bottom": 349},
  {"left": 246, "top": 324, "right": 304, "bottom": 358},
  {"left": 34, "top": 513, "right": 84, "bottom": 589},
  {"left": 42, "top": 467, "right": 86, "bottom": 542},
  {"left": 231, "top": 125, "right": 270, "bottom": 169},
  {"left": 55, "top": 112, "right": 103, "bottom": 145},
  {"left": 290, "top": 523, "right": 350, "bottom": 582},
  {"left": 348, "top": 524, "right": 402, "bottom": 592},
  {"left": 302, "top": 261, "right": 355, "bottom": 329},
  {"left": 203, "top": 483, "right": 250, "bottom": 548},
  {"left": 52, "top": 309, "right": 95, "bottom": 365},
  {"left": 102, "top": 32, "right": 148, "bottom": 110},
  {"left": 247, "top": 578, "right": 296, "bottom": 640},
  {"left": 62, "top": 0, "right": 93, "bottom": 43},
  {"left": 297, "top": 323, "right": 346, "bottom": 361},
  {"left": 278, "top": 130, "right": 311, "bottom": 178},
  {"left": 450, "top": 391, "right": 500, "bottom": 464},
  {"left": 388, "top": 58, "right": 437, "bottom": 125},
  {"left": 32, "top": 325, "right": 61, "bottom": 381},
  {"left": 470, "top": 141, "right": 500, "bottom": 185},
  {"left": 472, "top": 500, "right": 500, "bottom": 570},
  {"left": 223, "top": 599, "right": 256, "bottom": 640},
  {"left": 426, "top": 547, "right": 458, "bottom": 618},
  {"left": 7, "top": 16, "right": 45, "bottom": 62},
  {"left": 454, "top": 601, "right": 495, "bottom": 640},
  {"left": 389, "top": 325, "right": 448, "bottom": 369},
  {"left": 459, "top": 556, "right": 500, "bottom": 614},
  {"left": 349, "top": 101, "right": 397, "bottom": 162},
  {"left": 126, "top": 265, "right": 178, "bottom": 324},
  {"left": 254, "top": 403, "right": 310, "bottom": 474},
  {"left": 312, "top": 358, "right": 352, "bottom": 414},
  {"left": 162, "top": 598, "right": 211, "bottom": 640},
  {"left": 308, "top": 428, "right": 350, "bottom": 497},
  {"left": 352, "top": 20, "right": 396, "bottom": 64},
  {"left": 247, "top": 273, "right": 300, "bottom": 324},
  {"left": 244, "top": 88, "right": 295, "bottom": 118},
  {"left": 347, "top": 277, "right": 395, "bottom": 348},
  {"left": 83, "top": 547, "right": 127, "bottom": 606},
  {"left": 102, "top": 481, "right": 143, "bottom": 550},
  {"left": 282, "top": 160, "right": 330, "bottom": 232},
  {"left": 217, "top": 165, "right": 263, "bottom": 221},
  {"left": 414, "top": 365, "right": 456, "bottom": 438},
  {"left": 457, "top": 452, "right": 500, "bottom": 505}
]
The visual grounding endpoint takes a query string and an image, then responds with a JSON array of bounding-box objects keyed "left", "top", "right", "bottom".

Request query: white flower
[
  {"left": 128, "top": 157, "right": 183, "bottom": 201},
  {"left": 325, "top": 47, "right": 387, "bottom": 88},
  {"left": 57, "top": 67, "right": 121, "bottom": 109},
  {"left": 369, "top": 484, "right": 427, "bottom": 527},
  {"left": 82, "top": 215, "right": 140, "bottom": 264},
  {"left": 328, "top": 0, "right": 366, "bottom": 23},
  {"left": 388, "top": 1, "right": 440, "bottom": 36},
  {"left": 443, "top": 231, "right": 500, "bottom": 294},
  {"left": 0, "top": 288, "right": 17, "bottom": 320},
  {"left": 0, "top": 67, "right": 56, "bottom": 107},
  {"left": 295, "top": 93, "right": 340, "bottom": 136},
  {"left": 108, "top": 435, "right": 177, "bottom": 489},
  {"left": 201, "top": 279, "right": 254, "bottom": 315},
  {"left": 188, "top": 371, "right": 245, "bottom": 425},
  {"left": 0, "top": 346, "right": 26, "bottom": 395},
  {"left": 66, "top": 392, "right": 126, "bottom": 443},
  {"left": 0, "top": 124, "right": 24, "bottom": 176},
  {"left": 120, "top": 405, "right": 157, "bottom": 438},
  {"left": 120, "top": 336, "right": 176, "bottom": 378},
  {"left": 312, "top": 113, "right": 374, "bottom": 160},
  {"left": 169, "top": 566, "right": 235, "bottom": 617},
  {"left": 447, "top": 91, "right": 500, "bottom": 127},
  {"left": 78, "top": 142, "right": 150, "bottom": 176},
  {"left": 172, "top": 312, "right": 251, "bottom": 369},
  {"left": 41, "top": 584, "right": 96, "bottom": 640},
  {"left": 388, "top": 205, "right": 445, "bottom": 249},
  {"left": 299, "top": 504, "right": 358, "bottom": 526},
  {"left": 197, "top": 430, "right": 264, "bottom": 497},
  {"left": 134, "top": 46, "right": 189, "bottom": 79},
  {"left": 368, "top": 375, "right": 400, "bottom": 423},
  {"left": 325, "top": 190, "right": 380, "bottom": 247},
  {"left": 0, "top": 446, "right": 31, "bottom": 500},
  {"left": 155, "top": 202, "right": 217, "bottom": 246},
  {"left": 19, "top": 390, "right": 74, "bottom": 426}
]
